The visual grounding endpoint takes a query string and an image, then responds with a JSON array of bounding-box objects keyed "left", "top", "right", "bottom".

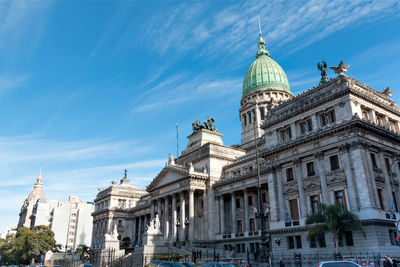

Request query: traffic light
[{"left": 395, "top": 235, "right": 400, "bottom": 246}]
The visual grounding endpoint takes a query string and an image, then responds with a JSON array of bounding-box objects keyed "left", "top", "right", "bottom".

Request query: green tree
[
  {"left": 121, "top": 237, "right": 131, "bottom": 249},
  {"left": 0, "top": 226, "right": 56, "bottom": 264},
  {"left": 75, "top": 244, "right": 90, "bottom": 261},
  {"left": 306, "top": 203, "right": 365, "bottom": 254}
]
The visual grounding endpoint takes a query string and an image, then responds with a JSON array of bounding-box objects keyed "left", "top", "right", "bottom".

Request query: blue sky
[{"left": 1, "top": 0, "right": 400, "bottom": 232}]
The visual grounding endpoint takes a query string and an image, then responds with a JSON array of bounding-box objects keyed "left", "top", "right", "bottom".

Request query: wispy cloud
[
  {"left": 0, "top": 74, "right": 28, "bottom": 92},
  {"left": 132, "top": 74, "right": 241, "bottom": 112},
  {"left": 141, "top": 0, "right": 400, "bottom": 61}
]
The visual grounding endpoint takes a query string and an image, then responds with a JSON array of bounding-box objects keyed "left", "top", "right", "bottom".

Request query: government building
[
  {"left": 18, "top": 171, "right": 94, "bottom": 252},
  {"left": 91, "top": 31, "right": 400, "bottom": 259}
]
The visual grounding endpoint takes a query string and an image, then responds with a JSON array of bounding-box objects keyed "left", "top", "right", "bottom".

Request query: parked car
[
  {"left": 319, "top": 261, "right": 363, "bottom": 267},
  {"left": 200, "top": 263, "right": 236, "bottom": 267}
]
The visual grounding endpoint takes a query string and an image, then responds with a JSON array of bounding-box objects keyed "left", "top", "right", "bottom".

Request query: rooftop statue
[
  {"left": 330, "top": 60, "right": 350, "bottom": 75},
  {"left": 382, "top": 87, "right": 393, "bottom": 97},
  {"left": 192, "top": 120, "right": 204, "bottom": 132},
  {"left": 192, "top": 116, "right": 217, "bottom": 132},
  {"left": 203, "top": 116, "right": 217, "bottom": 132},
  {"left": 318, "top": 61, "right": 329, "bottom": 84}
]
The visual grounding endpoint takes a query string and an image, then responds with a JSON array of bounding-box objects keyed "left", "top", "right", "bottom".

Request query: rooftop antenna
[{"left": 176, "top": 120, "right": 179, "bottom": 158}]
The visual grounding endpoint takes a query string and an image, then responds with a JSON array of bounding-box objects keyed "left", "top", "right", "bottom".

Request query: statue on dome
[{"left": 317, "top": 61, "right": 328, "bottom": 84}]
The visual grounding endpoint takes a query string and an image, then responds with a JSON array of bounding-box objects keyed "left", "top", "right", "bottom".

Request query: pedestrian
[
  {"left": 280, "top": 257, "right": 285, "bottom": 267},
  {"left": 393, "top": 258, "right": 398, "bottom": 267},
  {"left": 384, "top": 256, "right": 393, "bottom": 267}
]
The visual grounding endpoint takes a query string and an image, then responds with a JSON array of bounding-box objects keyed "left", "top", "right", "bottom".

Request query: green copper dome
[{"left": 242, "top": 36, "right": 290, "bottom": 97}]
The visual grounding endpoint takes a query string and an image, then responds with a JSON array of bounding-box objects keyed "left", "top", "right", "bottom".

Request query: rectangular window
[
  {"left": 295, "top": 235, "right": 302, "bottom": 248},
  {"left": 319, "top": 234, "right": 326, "bottom": 247},
  {"left": 345, "top": 231, "right": 354, "bottom": 246},
  {"left": 378, "top": 189, "right": 385, "bottom": 210},
  {"left": 307, "top": 162, "right": 315, "bottom": 176},
  {"left": 300, "top": 118, "right": 313, "bottom": 134},
  {"left": 248, "top": 112, "right": 252, "bottom": 124},
  {"left": 376, "top": 113, "right": 385, "bottom": 126},
  {"left": 237, "top": 220, "right": 242, "bottom": 233},
  {"left": 287, "top": 236, "right": 295, "bottom": 249},
  {"left": 310, "top": 195, "right": 320, "bottom": 214},
  {"left": 362, "top": 108, "right": 370, "bottom": 121},
  {"left": 330, "top": 155, "right": 340, "bottom": 171},
  {"left": 248, "top": 196, "right": 253, "bottom": 206},
  {"left": 335, "top": 190, "right": 347, "bottom": 210},
  {"left": 280, "top": 127, "right": 292, "bottom": 141},
  {"left": 385, "top": 157, "right": 391, "bottom": 172},
  {"left": 320, "top": 110, "right": 336, "bottom": 126},
  {"left": 260, "top": 107, "right": 265, "bottom": 120},
  {"left": 262, "top": 193, "right": 266, "bottom": 203},
  {"left": 371, "top": 153, "right": 378, "bottom": 168},
  {"left": 289, "top": 199, "right": 299, "bottom": 220},
  {"left": 243, "top": 114, "right": 247, "bottom": 126},
  {"left": 286, "top": 168, "right": 294, "bottom": 182},
  {"left": 249, "top": 218, "right": 255, "bottom": 232},
  {"left": 309, "top": 236, "right": 317, "bottom": 248},
  {"left": 393, "top": 191, "right": 399, "bottom": 212},
  {"left": 236, "top": 198, "right": 241, "bottom": 208}
]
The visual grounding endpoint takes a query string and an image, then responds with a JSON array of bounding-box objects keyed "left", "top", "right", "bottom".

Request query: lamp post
[
  {"left": 253, "top": 108, "right": 270, "bottom": 267},
  {"left": 184, "top": 217, "right": 189, "bottom": 242},
  {"left": 176, "top": 220, "right": 181, "bottom": 243}
]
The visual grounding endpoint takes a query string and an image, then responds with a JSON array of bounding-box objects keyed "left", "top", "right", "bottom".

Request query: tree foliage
[
  {"left": 75, "top": 244, "right": 90, "bottom": 261},
  {"left": 305, "top": 203, "right": 365, "bottom": 253},
  {"left": 0, "top": 226, "right": 56, "bottom": 265}
]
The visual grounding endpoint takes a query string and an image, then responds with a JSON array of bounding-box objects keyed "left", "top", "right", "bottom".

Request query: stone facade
[{"left": 92, "top": 37, "right": 400, "bottom": 258}]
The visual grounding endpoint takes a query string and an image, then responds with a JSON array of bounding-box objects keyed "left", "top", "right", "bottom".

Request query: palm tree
[{"left": 306, "top": 203, "right": 365, "bottom": 254}]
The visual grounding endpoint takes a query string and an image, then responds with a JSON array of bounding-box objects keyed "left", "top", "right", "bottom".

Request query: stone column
[
  {"left": 243, "top": 189, "right": 249, "bottom": 233},
  {"left": 138, "top": 216, "right": 142, "bottom": 245},
  {"left": 267, "top": 172, "right": 278, "bottom": 222},
  {"left": 231, "top": 192, "right": 236, "bottom": 233},
  {"left": 144, "top": 215, "right": 148, "bottom": 231},
  {"left": 150, "top": 201, "right": 155, "bottom": 220},
  {"left": 290, "top": 123, "right": 297, "bottom": 140},
  {"left": 188, "top": 189, "right": 195, "bottom": 241},
  {"left": 294, "top": 159, "right": 306, "bottom": 217},
  {"left": 378, "top": 150, "right": 393, "bottom": 211},
  {"left": 220, "top": 195, "right": 225, "bottom": 234},
  {"left": 132, "top": 218, "right": 137, "bottom": 245},
  {"left": 364, "top": 149, "right": 380, "bottom": 208},
  {"left": 276, "top": 166, "right": 286, "bottom": 221},
  {"left": 180, "top": 191, "right": 186, "bottom": 240},
  {"left": 315, "top": 152, "right": 331, "bottom": 205},
  {"left": 157, "top": 199, "right": 162, "bottom": 219},
  {"left": 339, "top": 145, "right": 359, "bottom": 210},
  {"left": 311, "top": 114, "right": 318, "bottom": 132},
  {"left": 164, "top": 197, "right": 169, "bottom": 240},
  {"left": 171, "top": 193, "right": 177, "bottom": 241}
]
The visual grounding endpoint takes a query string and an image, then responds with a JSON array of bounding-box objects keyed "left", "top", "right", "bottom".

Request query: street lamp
[
  {"left": 176, "top": 220, "right": 181, "bottom": 243},
  {"left": 184, "top": 217, "right": 189, "bottom": 242}
]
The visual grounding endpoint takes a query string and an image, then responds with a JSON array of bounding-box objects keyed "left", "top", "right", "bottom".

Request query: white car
[{"left": 319, "top": 261, "right": 363, "bottom": 267}]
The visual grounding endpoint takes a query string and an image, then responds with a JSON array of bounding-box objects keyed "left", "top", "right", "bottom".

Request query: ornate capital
[{"left": 339, "top": 144, "right": 350, "bottom": 152}]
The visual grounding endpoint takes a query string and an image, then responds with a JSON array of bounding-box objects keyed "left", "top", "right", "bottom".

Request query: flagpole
[{"left": 176, "top": 120, "right": 179, "bottom": 158}]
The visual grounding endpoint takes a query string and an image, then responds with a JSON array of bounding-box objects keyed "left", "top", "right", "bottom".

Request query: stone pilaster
[
  {"left": 378, "top": 150, "right": 393, "bottom": 211},
  {"left": 339, "top": 145, "right": 359, "bottom": 211},
  {"left": 132, "top": 218, "right": 137, "bottom": 245},
  {"left": 267, "top": 172, "right": 278, "bottom": 222},
  {"left": 150, "top": 201, "right": 155, "bottom": 220},
  {"left": 275, "top": 166, "right": 285, "bottom": 221},
  {"left": 294, "top": 159, "right": 306, "bottom": 217},
  {"left": 243, "top": 189, "right": 249, "bottom": 232},
  {"left": 138, "top": 216, "right": 142, "bottom": 245},
  {"left": 315, "top": 152, "right": 330, "bottom": 205}
]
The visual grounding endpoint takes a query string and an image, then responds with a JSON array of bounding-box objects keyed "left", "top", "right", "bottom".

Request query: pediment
[{"left": 147, "top": 165, "right": 189, "bottom": 191}]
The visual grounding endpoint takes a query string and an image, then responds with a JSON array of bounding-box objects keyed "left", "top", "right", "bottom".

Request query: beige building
[
  {"left": 18, "top": 172, "right": 94, "bottom": 252},
  {"left": 92, "top": 32, "right": 400, "bottom": 257}
]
